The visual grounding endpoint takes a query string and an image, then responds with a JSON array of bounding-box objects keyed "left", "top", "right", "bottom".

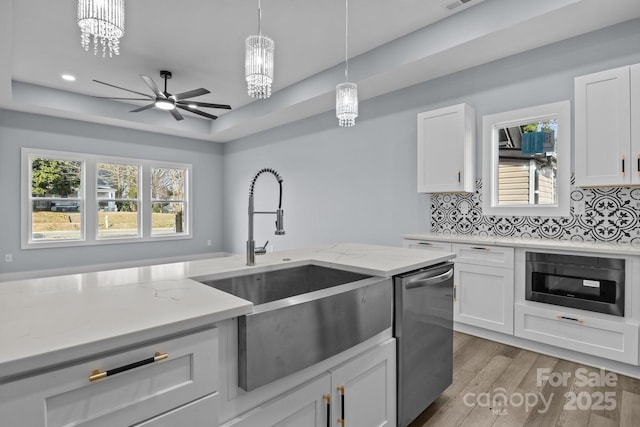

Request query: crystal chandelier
[
  {"left": 245, "top": 0, "right": 274, "bottom": 99},
  {"left": 77, "top": 0, "right": 125, "bottom": 57},
  {"left": 336, "top": 0, "right": 358, "bottom": 127}
]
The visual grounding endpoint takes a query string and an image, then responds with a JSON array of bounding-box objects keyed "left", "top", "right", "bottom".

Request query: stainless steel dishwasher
[{"left": 394, "top": 262, "right": 454, "bottom": 427}]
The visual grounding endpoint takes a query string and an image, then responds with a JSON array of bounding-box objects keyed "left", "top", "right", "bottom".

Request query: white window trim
[{"left": 21, "top": 148, "right": 193, "bottom": 249}]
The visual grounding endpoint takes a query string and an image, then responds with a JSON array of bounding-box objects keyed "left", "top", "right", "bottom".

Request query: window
[
  {"left": 97, "top": 162, "right": 140, "bottom": 239},
  {"left": 28, "top": 153, "right": 84, "bottom": 243},
  {"left": 151, "top": 167, "right": 188, "bottom": 236},
  {"left": 22, "top": 148, "right": 192, "bottom": 248}
]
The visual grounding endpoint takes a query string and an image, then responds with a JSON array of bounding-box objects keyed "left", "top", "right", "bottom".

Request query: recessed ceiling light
[{"left": 61, "top": 74, "right": 76, "bottom": 82}]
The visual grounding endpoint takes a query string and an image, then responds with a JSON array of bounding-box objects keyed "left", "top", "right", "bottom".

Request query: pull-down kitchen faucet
[{"left": 247, "top": 168, "right": 285, "bottom": 266}]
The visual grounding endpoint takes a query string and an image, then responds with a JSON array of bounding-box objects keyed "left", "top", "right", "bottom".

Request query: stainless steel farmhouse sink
[{"left": 195, "top": 264, "right": 392, "bottom": 391}]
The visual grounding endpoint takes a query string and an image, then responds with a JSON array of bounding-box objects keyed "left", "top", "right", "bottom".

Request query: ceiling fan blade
[
  {"left": 140, "top": 75, "right": 165, "bottom": 98},
  {"left": 177, "top": 105, "right": 218, "bottom": 120},
  {"left": 170, "top": 109, "right": 184, "bottom": 121},
  {"left": 94, "top": 97, "right": 152, "bottom": 101},
  {"left": 177, "top": 100, "right": 232, "bottom": 110},
  {"left": 173, "top": 88, "right": 210, "bottom": 101},
  {"left": 130, "top": 103, "right": 156, "bottom": 113},
  {"left": 93, "top": 80, "right": 153, "bottom": 98}
]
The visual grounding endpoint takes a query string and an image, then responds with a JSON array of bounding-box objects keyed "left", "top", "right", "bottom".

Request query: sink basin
[
  {"left": 199, "top": 264, "right": 370, "bottom": 306},
  {"left": 195, "top": 264, "right": 392, "bottom": 391}
]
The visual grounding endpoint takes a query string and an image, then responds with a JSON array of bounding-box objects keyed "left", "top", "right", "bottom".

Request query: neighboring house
[{"left": 97, "top": 185, "right": 117, "bottom": 211}]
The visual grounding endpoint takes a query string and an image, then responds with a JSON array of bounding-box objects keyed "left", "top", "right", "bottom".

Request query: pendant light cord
[
  {"left": 257, "top": 0, "right": 262, "bottom": 35},
  {"left": 345, "top": 0, "right": 349, "bottom": 82}
]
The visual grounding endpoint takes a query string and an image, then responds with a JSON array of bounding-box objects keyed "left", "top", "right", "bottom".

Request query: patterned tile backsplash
[{"left": 430, "top": 176, "right": 640, "bottom": 243}]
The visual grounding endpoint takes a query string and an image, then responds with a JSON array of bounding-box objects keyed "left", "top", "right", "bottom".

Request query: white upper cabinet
[
  {"left": 417, "top": 103, "right": 476, "bottom": 193},
  {"left": 575, "top": 64, "right": 640, "bottom": 187}
]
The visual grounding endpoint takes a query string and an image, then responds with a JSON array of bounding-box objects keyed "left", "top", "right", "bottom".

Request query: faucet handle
[
  {"left": 255, "top": 241, "right": 269, "bottom": 255},
  {"left": 275, "top": 209, "right": 285, "bottom": 235}
]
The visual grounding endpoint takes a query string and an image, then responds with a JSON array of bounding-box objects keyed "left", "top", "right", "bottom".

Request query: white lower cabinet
[
  {"left": 222, "top": 339, "right": 396, "bottom": 427},
  {"left": 330, "top": 338, "right": 396, "bottom": 427},
  {"left": 453, "top": 244, "right": 514, "bottom": 334},
  {"left": 514, "top": 303, "right": 639, "bottom": 365},
  {"left": 0, "top": 327, "right": 219, "bottom": 427}
]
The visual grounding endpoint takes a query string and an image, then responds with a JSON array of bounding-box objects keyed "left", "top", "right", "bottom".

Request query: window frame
[{"left": 21, "top": 148, "right": 193, "bottom": 249}]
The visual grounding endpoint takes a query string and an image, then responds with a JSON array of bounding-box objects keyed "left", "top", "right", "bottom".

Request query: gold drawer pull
[
  {"left": 470, "top": 246, "right": 490, "bottom": 252},
  {"left": 557, "top": 315, "right": 584, "bottom": 324},
  {"left": 89, "top": 352, "right": 168, "bottom": 382}
]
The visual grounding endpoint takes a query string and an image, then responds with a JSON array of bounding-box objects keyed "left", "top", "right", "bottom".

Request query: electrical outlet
[
  {"left": 4, "top": 254, "right": 13, "bottom": 263},
  {"left": 206, "top": 240, "right": 212, "bottom": 247},
  {"left": 573, "top": 200, "right": 585, "bottom": 216}
]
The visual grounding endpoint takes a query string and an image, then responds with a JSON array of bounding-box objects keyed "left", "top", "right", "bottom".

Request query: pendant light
[
  {"left": 336, "top": 0, "right": 358, "bottom": 127},
  {"left": 245, "top": 0, "right": 274, "bottom": 99},
  {"left": 77, "top": 0, "right": 125, "bottom": 57}
]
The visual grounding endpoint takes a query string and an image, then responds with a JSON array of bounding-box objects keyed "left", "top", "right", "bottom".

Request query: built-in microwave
[{"left": 525, "top": 252, "right": 625, "bottom": 316}]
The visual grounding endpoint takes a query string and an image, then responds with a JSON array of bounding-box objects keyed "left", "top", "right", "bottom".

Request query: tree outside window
[
  {"left": 30, "top": 157, "right": 83, "bottom": 241},
  {"left": 151, "top": 167, "right": 187, "bottom": 235},
  {"left": 97, "top": 163, "right": 140, "bottom": 238}
]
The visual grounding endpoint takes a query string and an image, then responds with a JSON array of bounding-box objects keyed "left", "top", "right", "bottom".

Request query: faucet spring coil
[{"left": 249, "top": 168, "right": 283, "bottom": 197}]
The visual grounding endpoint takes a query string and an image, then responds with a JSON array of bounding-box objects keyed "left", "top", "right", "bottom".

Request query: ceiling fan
[{"left": 93, "top": 70, "right": 232, "bottom": 121}]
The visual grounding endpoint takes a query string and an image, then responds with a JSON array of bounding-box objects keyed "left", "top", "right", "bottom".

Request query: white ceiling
[{"left": 2, "top": 0, "right": 640, "bottom": 142}]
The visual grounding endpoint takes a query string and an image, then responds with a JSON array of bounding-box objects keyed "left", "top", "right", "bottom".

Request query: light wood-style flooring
[{"left": 409, "top": 332, "right": 640, "bottom": 427}]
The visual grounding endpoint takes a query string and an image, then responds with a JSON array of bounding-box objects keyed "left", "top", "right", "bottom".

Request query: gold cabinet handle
[
  {"left": 89, "top": 352, "right": 168, "bottom": 382},
  {"left": 622, "top": 155, "right": 626, "bottom": 176},
  {"left": 337, "top": 385, "right": 345, "bottom": 426},
  {"left": 453, "top": 284, "right": 457, "bottom": 302},
  {"left": 323, "top": 394, "right": 331, "bottom": 427},
  {"left": 556, "top": 315, "right": 584, "bottom": 324},
  {"left": 636, "top": 154, "right": 639, "bottom": 176}
]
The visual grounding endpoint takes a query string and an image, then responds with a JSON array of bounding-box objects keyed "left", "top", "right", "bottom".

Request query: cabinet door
[
  {"left": 221, "top": 374, "right": 330, "bottom": 427},
  {"left": 575, "top": 66, "right": 631, "bottom": 186},
  {"left": 631, "top": 63, "right": 640, "bottom": 184},
  {"left": 330, "top": 339, "right": 396, "bottom": 427},
  {"left": 454, "top": 263, "right": 514, "bottom": 334},
  {"left": 417, "top": 103, "right": 475, "bottom": 193}
]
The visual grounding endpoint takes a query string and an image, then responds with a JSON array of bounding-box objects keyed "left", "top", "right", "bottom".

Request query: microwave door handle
[{"left": 405, "top": 269, "right": 453, "bottom": 290}]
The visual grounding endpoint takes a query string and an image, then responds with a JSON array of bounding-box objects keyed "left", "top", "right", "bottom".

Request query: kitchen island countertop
[{"left": 0, "top": 242, "right": 454, "bottom": 381}]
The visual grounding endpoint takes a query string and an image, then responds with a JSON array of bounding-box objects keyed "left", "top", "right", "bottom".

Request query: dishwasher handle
[{"left": 405, "top": 266, "right": 453, "bottom": 290}]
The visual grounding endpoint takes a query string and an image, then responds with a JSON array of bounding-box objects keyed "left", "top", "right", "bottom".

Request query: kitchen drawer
[
  {"left": 0, "top": 327, "right": 218, "bottom": 427},
  {"left": 453, "top": 243, "right": 514, "bottom": 268},
  {"left": 514, "top": 303, "right": 639, "bottom": 365},
  {"left": 403, "top": 239, "right": 453, "bottom": 253},
  {"left": 133, "top": 393, "right": 218, "bottom": 426}
]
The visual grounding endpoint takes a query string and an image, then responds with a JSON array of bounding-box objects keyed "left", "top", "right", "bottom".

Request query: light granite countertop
[
  {"left": 0, "top": 243, "right": 453, "bottom": 381},
  {"left": 402, "top": 233, "right": 640, "bottom": 256}
]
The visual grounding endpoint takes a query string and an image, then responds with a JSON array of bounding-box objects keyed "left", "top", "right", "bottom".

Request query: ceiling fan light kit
[
  {"left": 245, "top": 0, "right": 274, "bottom": 99},
  {"left": 77, "top": 0, "right": 125, "bottom": 57},
  {"left": 93, "top": 70, "right": 232, "bottom": 121}
]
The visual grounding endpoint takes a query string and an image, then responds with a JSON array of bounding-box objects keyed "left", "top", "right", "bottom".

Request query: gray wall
[
  {"left": 0, "top": 110, "right": 225, "bottom": 275},
  {"left": 222, "top": 19, "right": 640, "bottom": 255}
]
